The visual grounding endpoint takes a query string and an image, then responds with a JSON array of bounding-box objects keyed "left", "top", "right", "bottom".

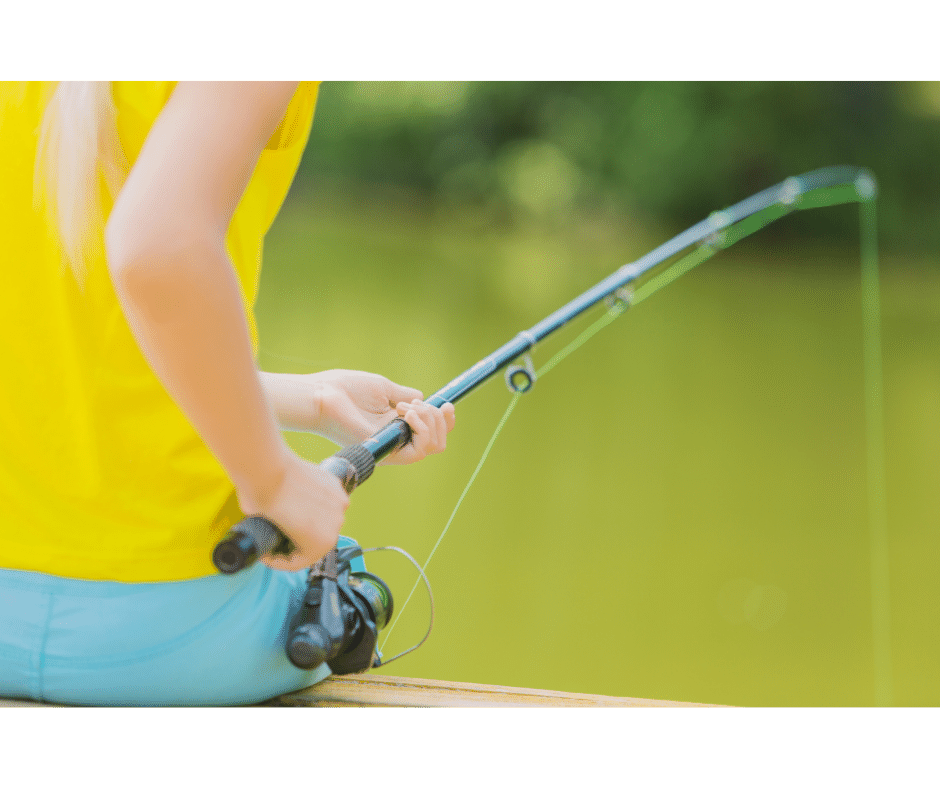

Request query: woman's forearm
[
  {"left": 108, "top": 236, "right": 289, "bottom": 504},
  {"left": 259, "top": 371, "right": 323, "bottom": 434}
]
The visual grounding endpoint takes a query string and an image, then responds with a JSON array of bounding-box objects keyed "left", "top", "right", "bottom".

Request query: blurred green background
[{"left": 258, "top": 82, "right": 939, "bottom": 706}]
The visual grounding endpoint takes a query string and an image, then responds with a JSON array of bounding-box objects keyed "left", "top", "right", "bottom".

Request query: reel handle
[{"left": 211, "top": 419, "right": 411, "bottom": 574}]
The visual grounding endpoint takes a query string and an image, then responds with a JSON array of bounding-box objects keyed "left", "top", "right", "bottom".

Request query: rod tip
[{"left": 854, "top": 171, "right": 878, "bottom": 201}]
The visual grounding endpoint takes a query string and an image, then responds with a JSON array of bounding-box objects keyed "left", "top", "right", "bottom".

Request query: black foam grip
[
  {"left": 336, "top": 443, "right": 376, "bottom": 487},
  {"left": 213, "top": 516, "right": 283, "bottom": 573}
]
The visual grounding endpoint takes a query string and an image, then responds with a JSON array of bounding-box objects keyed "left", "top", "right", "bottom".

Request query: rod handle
[
  {"left": 211, "top": 431, "right": 399, "bottom": 574},
  {"left": 212, "top": 516, "right": 283, "bottom": 574}
]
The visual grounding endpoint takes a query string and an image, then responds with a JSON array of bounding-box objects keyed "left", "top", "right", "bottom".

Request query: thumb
[{"left": 386, "top": 381, "right": 424, "bottom": 405}]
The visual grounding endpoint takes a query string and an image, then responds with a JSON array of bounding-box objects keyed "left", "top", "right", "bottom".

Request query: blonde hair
[{"left": 34, "top": 81, "right": 126, "bottom": 280}]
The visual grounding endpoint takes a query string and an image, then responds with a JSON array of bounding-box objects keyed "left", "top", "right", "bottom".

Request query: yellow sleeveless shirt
[{"left": 0, "top": 81, "right": 319, "bottom": 581}]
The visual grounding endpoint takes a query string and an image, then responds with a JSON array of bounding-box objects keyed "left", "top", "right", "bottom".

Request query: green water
[{"left": 257, "top": 193, "right": 940, "bottom": 706}]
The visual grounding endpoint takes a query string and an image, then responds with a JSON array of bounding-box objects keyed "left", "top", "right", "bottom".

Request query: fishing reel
[
  {"left": 286, "top": 544, "right": 393, "bottom": 674},
  {"left": 286, "top": 542, "right": 435, "bottom": 674}
]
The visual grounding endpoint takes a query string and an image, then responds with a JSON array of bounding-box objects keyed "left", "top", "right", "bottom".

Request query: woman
[{"left": 0, "top": 81, "right": 455, "bottom": 705}]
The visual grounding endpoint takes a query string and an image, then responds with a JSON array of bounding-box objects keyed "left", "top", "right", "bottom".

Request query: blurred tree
[{"left": 297, "top": 82, "right": 940, "bottom": 252}]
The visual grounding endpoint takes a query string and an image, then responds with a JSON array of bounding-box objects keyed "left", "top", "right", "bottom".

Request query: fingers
[
  {"left": 261, "top": 552, "right": 316, "bottom": 573},
  {"left": 386, "top": 380, "right": 424, "bottom": 408},
  {"left": 394, "top": 399, "right": 454, "bottom": 461},
  {"left": 251, "top": 454, "right": 350, "bottom": 572},
  {"left": 441, "top": 402, "right": 456, "bottom": 432},
  {"left": 397, "top": 399, "right": 440, "bottom": 456}
]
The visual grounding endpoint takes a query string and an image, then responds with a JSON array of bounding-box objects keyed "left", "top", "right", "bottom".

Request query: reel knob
[{"left": 287, "top": 623, "right": 332, "bottom": 669}]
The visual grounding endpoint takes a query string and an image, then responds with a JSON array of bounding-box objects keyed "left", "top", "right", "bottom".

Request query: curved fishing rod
[{"left": 212, "top": 164, "right": 877, "bottom": 574}]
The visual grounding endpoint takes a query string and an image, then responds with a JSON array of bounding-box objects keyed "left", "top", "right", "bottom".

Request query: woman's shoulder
[
  {"left": 111, "top": 81, "right": 177, "bottom": 120},
  {"left": 265, "top": 81, "right": 321, "bottom": 151},
  {"left": 108, "top": 81, "right": 320, "bottom": 152}
]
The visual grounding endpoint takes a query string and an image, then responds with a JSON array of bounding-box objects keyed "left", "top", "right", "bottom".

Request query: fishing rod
[{"left": 212, "top": 165, "right": 877, "bottom": 575}]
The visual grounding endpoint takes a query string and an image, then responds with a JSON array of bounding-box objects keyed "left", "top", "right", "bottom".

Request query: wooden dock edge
[
  {"left": 264, "top": 674, "right": 721, "bottom": 707},
  {"left": 0, "top": 674, "right": 721, "bottom": 708}
]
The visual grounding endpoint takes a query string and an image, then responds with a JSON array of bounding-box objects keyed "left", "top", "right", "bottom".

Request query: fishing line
[
  {"left": 379, "top": 175, "right": 892, "bottom": 706},
  {"left": 379, "top": 390, "right": 522, "bottom": 653},
  {"left": 859, "top": 193, "right": 893, "bottom": 706},
  {"left": 357, "top": 545, "right": 435, "bottom": 668}
]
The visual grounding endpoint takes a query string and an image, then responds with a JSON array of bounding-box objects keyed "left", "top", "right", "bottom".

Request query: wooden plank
[
  {"left": 0, "top": 697, "right": 56, "bottom": 708},
  {"left": 0, "top": 675, "right": 720, "bottom": 707},
  {"left": 264, "top": 674, "right": 719, "bottom": 707}
]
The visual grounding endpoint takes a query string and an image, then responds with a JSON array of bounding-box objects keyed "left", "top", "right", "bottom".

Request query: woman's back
[{"left": 0, "top": 81, "right": 320, "bottom": 582}]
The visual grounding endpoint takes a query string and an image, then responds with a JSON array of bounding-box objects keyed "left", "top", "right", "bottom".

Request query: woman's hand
[
  {"left": 236, "top": 449, "right": 351, "bottom": 573},
  {"left": 387, "top": 397, "right": 456, "bottom": 465},
  {"left": 248, "top": 370, "right": 455, "bottom": 571},
  {"left": 260, "top": 369, "right": 456, "bottom": 464}
]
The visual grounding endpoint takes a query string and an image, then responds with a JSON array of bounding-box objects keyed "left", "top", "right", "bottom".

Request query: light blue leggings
[{"left": 0, "top": 536, "right": 365, "bottom": 706}]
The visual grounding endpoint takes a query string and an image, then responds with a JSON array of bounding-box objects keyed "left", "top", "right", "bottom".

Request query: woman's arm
[
  {"left": 105, "top": 82, "right": 348, "bottom": 567},
  {"left": 259, "top": 369, "right": 456, "bottom": 464},
  {"left": 107, "top": 82, "right": 295, "bottom": 501}
]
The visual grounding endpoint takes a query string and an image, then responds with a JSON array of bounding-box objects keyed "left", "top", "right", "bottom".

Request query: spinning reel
[{"left": 286, "top": 543, "right": 432, "bottom": 675}]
